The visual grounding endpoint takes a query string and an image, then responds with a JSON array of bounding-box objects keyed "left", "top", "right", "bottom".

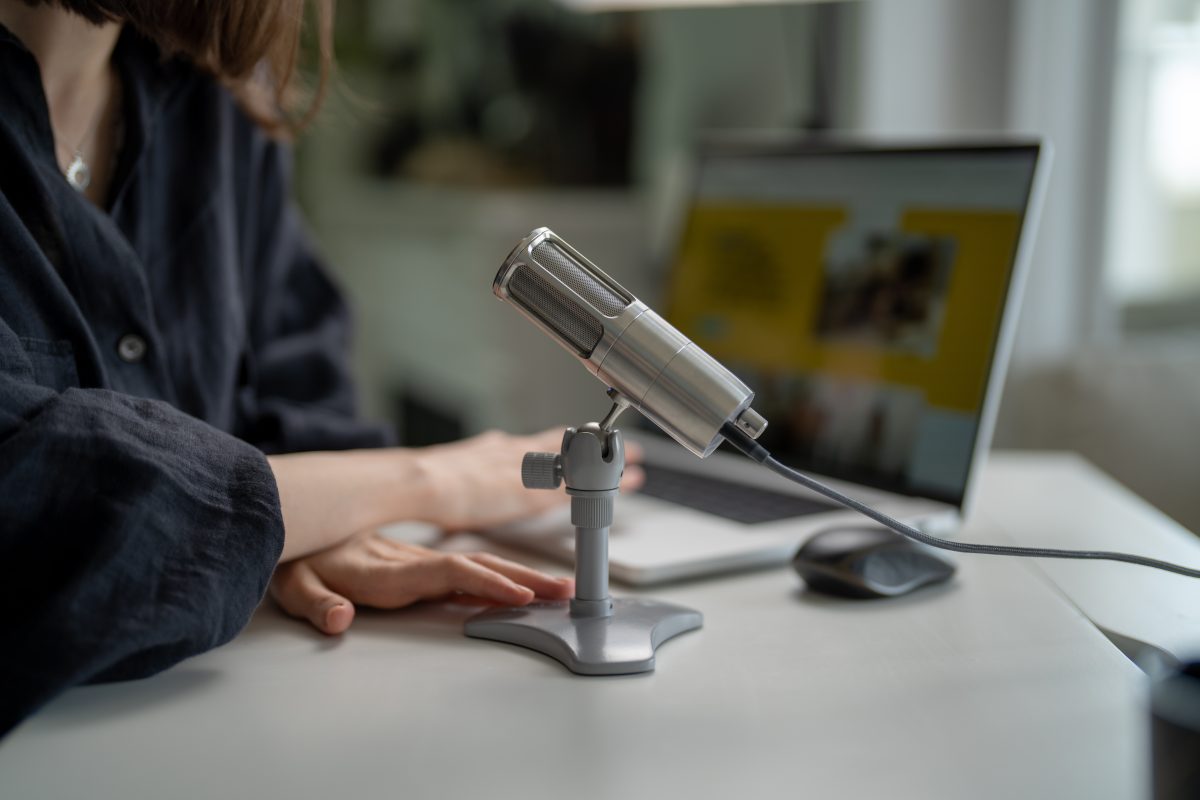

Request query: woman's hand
[
  {"left": 413, "top": 428, "right": 644, "bottom": 532},
  {"left": 268, "top": 427, "right": 643, "bottom": 563},
  {"left": 270, "top": 530, "right": 575, "bottom": 634}
]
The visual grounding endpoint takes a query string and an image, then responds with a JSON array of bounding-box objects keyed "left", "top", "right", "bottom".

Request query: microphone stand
[{"left": 464, "top": 400, "right": 703, "bottom": 675}]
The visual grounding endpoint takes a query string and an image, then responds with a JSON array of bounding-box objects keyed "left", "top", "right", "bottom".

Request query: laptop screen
[{"left": 663, "top": 143, "right": 1040, "bottom": 507}]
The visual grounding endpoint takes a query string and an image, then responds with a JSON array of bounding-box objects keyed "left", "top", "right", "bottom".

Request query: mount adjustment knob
[{"left": 521, "top": 452, "right": 562, "bottom": 489}]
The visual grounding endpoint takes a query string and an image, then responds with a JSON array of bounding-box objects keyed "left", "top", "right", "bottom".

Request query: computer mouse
[{"left": 792, "top": 526, "right": 957, "bottom": 599}]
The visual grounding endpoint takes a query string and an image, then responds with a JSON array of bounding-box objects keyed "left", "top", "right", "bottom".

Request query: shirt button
[{"left": 117, "top": 334, "right": 148, "bottom": 363}]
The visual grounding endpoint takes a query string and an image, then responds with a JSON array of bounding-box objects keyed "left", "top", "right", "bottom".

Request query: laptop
[{"left": 485, "top": 138, "right": 1049, "bottom": 585}]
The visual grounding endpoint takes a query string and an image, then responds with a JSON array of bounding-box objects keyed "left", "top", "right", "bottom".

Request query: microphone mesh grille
[
  {"left": 509, "top": 265, "right": 604, "bottom": 357},
  {"left": 532, "top": 241, "right": 628, "bottom": 317}
]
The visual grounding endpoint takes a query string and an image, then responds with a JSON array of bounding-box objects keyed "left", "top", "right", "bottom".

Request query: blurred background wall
[{"left": 293, "top": 0, "right": 1200, "bottom": 534}]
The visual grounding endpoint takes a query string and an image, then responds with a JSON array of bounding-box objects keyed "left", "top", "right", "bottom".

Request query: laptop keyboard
[{"left": 638, "top": 463, "right": 837, "bottom": 525}]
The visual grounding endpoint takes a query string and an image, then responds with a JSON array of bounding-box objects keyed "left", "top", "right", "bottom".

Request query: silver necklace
[{"left": 55, "top": 99, "right": 107, "bottom": 193}]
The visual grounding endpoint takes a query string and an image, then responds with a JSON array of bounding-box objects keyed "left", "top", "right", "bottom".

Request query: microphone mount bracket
[{"left": 464, "top": 408, "right": 703, "bottom": 675}]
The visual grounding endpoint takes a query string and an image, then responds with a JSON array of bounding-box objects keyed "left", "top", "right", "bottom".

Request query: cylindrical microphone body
[{"left": 493, "top": 227, "right": 765, "bottom": 457}]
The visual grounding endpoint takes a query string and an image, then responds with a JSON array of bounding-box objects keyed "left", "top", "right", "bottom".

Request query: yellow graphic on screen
[
  {"left": 667, "top": 204, "right": 1021, "bottom": 413},
  {"left": 668, "top": 206, "right": 846, "bottom": 367}
]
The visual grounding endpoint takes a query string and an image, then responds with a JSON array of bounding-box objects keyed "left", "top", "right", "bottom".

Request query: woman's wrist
[
  {"left": 349, "top": 447, "right": 440, "bottom": 531},
  {"left": 269, "top": 447, "right": 437, "bottom": 562},
  {"left": 403, "top": 443, "right": 460, "bottom": 530}
]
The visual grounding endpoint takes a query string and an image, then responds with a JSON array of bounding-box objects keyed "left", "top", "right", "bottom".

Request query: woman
[{"left": 0, "top": 0, "right": 639, "bottom": 735}]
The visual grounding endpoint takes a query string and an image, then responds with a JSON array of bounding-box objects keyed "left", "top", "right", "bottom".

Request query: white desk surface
[
  {"left": 5, "top": 451, "right": 1197, "bottom": 800},
  {"left": 974, "top": 452, "right": 1200, "bottom": 661}
]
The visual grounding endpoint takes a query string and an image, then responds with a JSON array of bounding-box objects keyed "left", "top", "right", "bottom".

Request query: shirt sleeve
[
  {"left": 237, "top": 140, "right": 393, "bottom": 454},
  {"left": 0, "top": 323, "right": 285, "bottom": 736}
]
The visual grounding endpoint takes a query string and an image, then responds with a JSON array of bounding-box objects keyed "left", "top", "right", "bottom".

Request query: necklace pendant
[{"left": 66, "top": 151, "right": 91, "bottom": 193}]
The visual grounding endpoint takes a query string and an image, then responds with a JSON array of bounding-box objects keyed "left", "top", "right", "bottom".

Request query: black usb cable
[{"left": 720, "top": 422, "right": 1200, "bottom": 580}]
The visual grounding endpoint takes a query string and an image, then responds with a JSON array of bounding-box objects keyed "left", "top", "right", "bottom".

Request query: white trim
[{"left": 960, "top": 142, "right": 1053, "bottom": 518}]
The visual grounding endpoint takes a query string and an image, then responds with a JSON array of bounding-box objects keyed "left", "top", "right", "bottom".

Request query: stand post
[
  {"left": 464, "top": 411, "right": 703, "bottom": 675},
  {"left": 571, "top": 523, "right": 612, "bottom": 617}
]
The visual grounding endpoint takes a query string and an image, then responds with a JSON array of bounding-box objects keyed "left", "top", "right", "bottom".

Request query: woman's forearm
[
  {"left": 266, "top": 429, "right": 628, "bottom": 565},
  {"left": 268, "top": 449, "right": 433, "bottom": 562}
]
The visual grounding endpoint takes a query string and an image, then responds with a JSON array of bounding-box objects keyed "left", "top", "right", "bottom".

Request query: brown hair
[{"left": 24, "top": 0, "right": 334, "bottom": 137}]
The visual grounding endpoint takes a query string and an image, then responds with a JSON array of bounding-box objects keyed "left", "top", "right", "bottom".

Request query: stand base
[{"left": 465, "top": 598, "right": 703, "bottom": 675}]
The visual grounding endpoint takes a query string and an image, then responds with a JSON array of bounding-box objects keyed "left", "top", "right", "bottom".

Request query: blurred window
[{"left": 1107, "top": 0, "right": 1200, "bottom": 328}]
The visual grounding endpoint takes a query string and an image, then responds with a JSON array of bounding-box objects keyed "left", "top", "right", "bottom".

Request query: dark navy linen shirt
[{"left": 0, "top": 25, "right": 390, "bottom": 735}]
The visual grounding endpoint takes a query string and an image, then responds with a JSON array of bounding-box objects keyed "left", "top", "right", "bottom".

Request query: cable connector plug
[{"left": 720, "top": 420, "right": 770, "bottom": 464}]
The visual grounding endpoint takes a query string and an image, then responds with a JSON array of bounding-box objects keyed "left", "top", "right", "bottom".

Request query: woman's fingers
[
  {"left": 465, "top": 552, "right": 574, "bottom": 599},
  {"left": 390, "top": 553, "right": 537, "bottom": 607},
  {"left": 271, "top": 561, "right": 356, "bottom": 635},
  {"left": 441, "top": 554, "right": 537, "bottom": 604}
]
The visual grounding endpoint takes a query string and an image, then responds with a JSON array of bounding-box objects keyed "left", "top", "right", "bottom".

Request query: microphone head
[
  {"left": 494, "top": 228, "right": 766, "bottom": 458},
  {"left": 495, "top": 228, "right": 633, "bottom": 358}
]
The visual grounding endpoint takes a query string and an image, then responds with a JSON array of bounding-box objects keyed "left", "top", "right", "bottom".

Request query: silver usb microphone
[{"left": 493, "top": 227, "right": 767, "bottom": 457}]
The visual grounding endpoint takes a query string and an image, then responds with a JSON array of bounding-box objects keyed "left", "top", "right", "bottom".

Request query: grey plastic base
[{"left": 465, "top": 598, "right": 703, "bottom": 675}]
